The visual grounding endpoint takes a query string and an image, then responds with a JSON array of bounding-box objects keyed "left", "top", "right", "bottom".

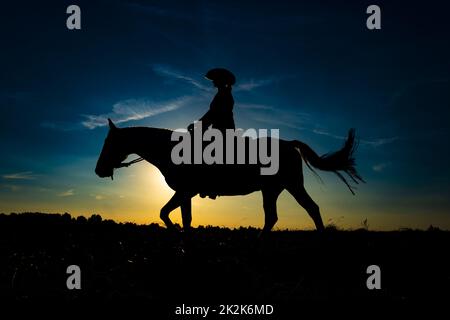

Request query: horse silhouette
[{"left": 95, "top": 119, "right": 363, "bottom": 234}]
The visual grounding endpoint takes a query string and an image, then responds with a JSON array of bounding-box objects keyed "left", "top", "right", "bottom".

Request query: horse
[{"left": 95, "top": 119, "right": 364, "bottom": 234}]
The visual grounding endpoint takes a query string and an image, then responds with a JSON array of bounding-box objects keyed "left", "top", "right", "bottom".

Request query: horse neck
[{"left": 119, "top": 127, "right": 172, "bottom": 168}]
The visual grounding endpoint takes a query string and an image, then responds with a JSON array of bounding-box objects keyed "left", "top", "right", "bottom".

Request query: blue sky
[{"left": 1, "top": 0, "right": 449, "bottom": 229}]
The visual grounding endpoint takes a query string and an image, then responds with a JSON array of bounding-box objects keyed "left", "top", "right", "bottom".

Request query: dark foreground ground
[{"left": 0, "top": 213, "right": 449, "bottom": 315}]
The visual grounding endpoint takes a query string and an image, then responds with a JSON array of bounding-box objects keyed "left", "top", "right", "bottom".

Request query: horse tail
[{"left": 292, "top": 128, "right": 365, "bottom": 195}]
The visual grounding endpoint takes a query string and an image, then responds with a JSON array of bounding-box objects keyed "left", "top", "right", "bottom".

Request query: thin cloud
[
  {"left": 237, "top": 103, "right": 274, "bottom": 110},
  {"left": 361, "top": 137, "right": 400, "bottom": 147},
  {"left": 312, "top": 129, "right": 346, "bottom": 140},
  {"left": 254, "top": 116, "right": 305, "bottom": 130},
  {"left": 2, "top": 171, "right": 38, "bottom": 180},
  {"left": 235, "top": 78, "right": 275, "bottom": 92},
  {"left": 373, "top": 162, "right": 391, "bottom": 172},
  {"left": 152, "top": 65, "right": 210, "bottom": 91},
  {"left": 58, "top": 189, "right": 74, "bottom": 197},
  {"left": 1, "top": 184, "right": 21, "bottom": 192},
  {"left": 252, "top": 109, "right": 310, "bottom": 130},
  {"left": 251, "top": 111, "right": 399, "bottom": 149},
  {"left": 82, "top": 96, "right": 191, "bottom": 129},
  {"left": 152, "top": 64, "right": 279, "bottom": 92},
  {"left": 313, "top": 128, "right": 399, "bottom": 147}
]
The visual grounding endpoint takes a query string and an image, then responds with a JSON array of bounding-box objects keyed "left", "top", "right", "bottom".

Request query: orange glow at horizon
[{"left": 1, "top": 162, "right": 450, "bottom": 231}]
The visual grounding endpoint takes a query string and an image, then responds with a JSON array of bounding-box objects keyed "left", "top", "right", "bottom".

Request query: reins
[
  {"left": 117, "top": 157, "right": 145, "bottom": 168},
  {"left": 110, "top": 157, "right": 145, "bottom": 180}
]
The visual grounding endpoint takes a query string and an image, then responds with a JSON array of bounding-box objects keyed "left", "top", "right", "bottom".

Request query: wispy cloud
[
  {"left": 251, "top": 109, "right": 310, "bottom": 130},
  {"left": 373, "top": 162, "right": 391, "bottom": 172},
  {"left": 58, "top": 189, "right": 74, "bottom": 197},
  {"left": 152, "top": 64, "right": 278, "bottom": 93},
  {"left": 237, "top": 103, "right": 274, "bottom": 110},
  {"left": 152, "top": 64, "right": 211, "bottom": 91},
  {"left": 235, "top": 79, "right": 276, "bottom": 92},
  {"left": 361, "top": 137, "right": 400, "bottom": 147},
  {"left": 248, "top": 108, "right": 399, "bottom": 149},
  {"left": 91, "top": 194, "right": 105, "bottom": 200},
  {"left": 254, "top": 116, "right": 305, "bottom": 130},
  {"left": 312, "top": 128, "right": 399, "bottom": 147},
  {"left": 2, "top": 171, "right": 38, "bottom": 180},
  {"left": 1, "top": 184, "right": 22, "bottom": 192},
  {"left": 312, "top": 129, "right": 346, "bottom": 140},
  {"left": 82, "top": 96, "right": 191, "bottom": 129}
]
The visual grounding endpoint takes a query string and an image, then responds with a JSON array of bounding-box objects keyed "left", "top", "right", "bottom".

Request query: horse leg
[
  {"left": 180, "top": 197, "right": 193, "bottom": 232},
  {"left": 160, "top": 192, "right": 185, "bottom": 231},
  {"left": 261, "top": 188, "right": 283, "bottom": 235},
  {"left": 287, "top": 185, "right": 325, "bottom": 231},
  {"left": 160, "top": 192, "right": 195, "bottom": 232}
]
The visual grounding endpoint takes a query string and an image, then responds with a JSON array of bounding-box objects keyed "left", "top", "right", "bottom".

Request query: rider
[
  {"left": 188, "top": 68, "right": 236, "bottom": 199},
  {"left": 188, "top": 68, "right": 236, "bottom": 132}
]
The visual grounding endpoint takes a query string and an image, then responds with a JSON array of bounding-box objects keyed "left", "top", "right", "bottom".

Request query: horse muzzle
[{"left": 95, "top": 167, "right": 113, "bottom": 178}]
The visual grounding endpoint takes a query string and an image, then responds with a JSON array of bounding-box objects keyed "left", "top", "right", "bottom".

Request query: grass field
[{"left": 0, "top": 212, "right": 449, "bottom": 313}]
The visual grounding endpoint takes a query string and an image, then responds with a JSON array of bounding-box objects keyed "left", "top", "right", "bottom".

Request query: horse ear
[{"left": 108, "top": 118, "right": 117, "bottom": 130}]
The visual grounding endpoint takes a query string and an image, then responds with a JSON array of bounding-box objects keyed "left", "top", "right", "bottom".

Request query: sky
[{"left": 1, "top": 0, "right": 450, "bottom": 230}]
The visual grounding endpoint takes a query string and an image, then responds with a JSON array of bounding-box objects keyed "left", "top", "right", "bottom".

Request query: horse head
[{"left": 95, "top": 119, "right": 128, "bottom": 179}]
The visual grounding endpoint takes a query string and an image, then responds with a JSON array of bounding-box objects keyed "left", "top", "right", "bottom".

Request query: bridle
[{"left": 110, "top": 156, "right": 145, "bottom": 180}]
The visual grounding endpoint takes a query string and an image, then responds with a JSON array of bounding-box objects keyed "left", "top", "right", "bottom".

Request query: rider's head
[{"left": 205, "top": 68, "right": 236, "bottom": 89}]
